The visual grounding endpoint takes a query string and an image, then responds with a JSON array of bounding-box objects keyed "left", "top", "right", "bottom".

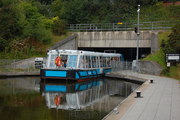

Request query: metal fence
[
  {"left": 111, "top": 61, "right": 143, "bottom": 77},
  {"left": 111, "top": 61, "right": 135, "bottom": 72},
  {"left": 0, "top": 59, "right": 39, "bottom": 73},
  {"left": 67, "top": 21, "right": 179, "bottom": 32}
]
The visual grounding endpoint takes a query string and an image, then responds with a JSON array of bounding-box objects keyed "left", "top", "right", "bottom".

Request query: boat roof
[{"left": 48, "top": 49, "right": 122, "bottom": 57}]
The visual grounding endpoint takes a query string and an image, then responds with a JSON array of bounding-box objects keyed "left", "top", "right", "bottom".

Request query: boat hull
[{"left": 40, "top": 68, "right": 111, "bottom": 82}]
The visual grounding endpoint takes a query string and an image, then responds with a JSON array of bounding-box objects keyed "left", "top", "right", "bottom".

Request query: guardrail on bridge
[{"left": 67, "top": 21, "right": 179, "bottom": 32}]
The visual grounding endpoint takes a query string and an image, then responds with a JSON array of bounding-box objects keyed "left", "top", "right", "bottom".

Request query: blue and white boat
[
  {"left": 40, "top": 50, "right": 123, "bottom": 109},
  {"left": 41, "top": 50, "right": 123, "bottom": 82}
]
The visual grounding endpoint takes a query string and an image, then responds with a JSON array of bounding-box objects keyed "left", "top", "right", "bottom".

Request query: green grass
[
  {"left": 140, "top": 2, "right": 180, "bottom": 22},
  {"left": 165, "top": 64, "right": 180, "bottom": 80},
  {"left": 142, "top": 31, "right": 170, "bottom": 68},
  {"left": 157, "top": 31, "right": 171, "bottom": 45},
  {"left": 143, "top": 50, "right": 166, "bottom": 68},
  {"left": 47, "top": 33, "right": 72, "bottom": 48}
]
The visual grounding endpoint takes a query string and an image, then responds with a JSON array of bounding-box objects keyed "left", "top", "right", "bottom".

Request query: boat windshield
[
  {"left": 48, "top": 54, "right": 57, "bottom": 68},
  {"left": 67, "top": 55, "right": 77, "bottom": 68},
  {"left": 46, "top": 54, "right": 77, "bottom": 69}
]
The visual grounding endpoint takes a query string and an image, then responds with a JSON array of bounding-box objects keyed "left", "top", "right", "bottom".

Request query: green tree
[
  {"left": 0, "top": 0, "right": 52, "bottom": 58},
  {"left": 0, "top": 0, "right": 27, "bottom": 50},
  {"left": 161, "top": 24, "right": 180, "bottom": 54},
  {"left": 168, "top": 24, "right": 180, "bottom": 53},
  {"left": 59, "top": 0, "right": 90, "bottom": 24},
  {"left": 21, "top": 1, "right": 52, "bottom": 44}
]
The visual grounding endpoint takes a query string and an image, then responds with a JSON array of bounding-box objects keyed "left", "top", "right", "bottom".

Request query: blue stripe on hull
[
  {"left": 75, "top": 81, "right": 101, "bottom": 91},
  {"left": 96, "top": 69, "right": 100, "bottom": 74},
  {"left": 45, "top": 85, "right": 66, "bottom": 92},
  {"left": 44, "top": 81, "right": 102, "bottom": 92},
  {"left": 42, "top": 68, "right": 108, "bottom": 80},
  {"left": 45, "top": 71, "right": 67, "bottom": 77},
  {"left": 75, "top": 69, "right": 99, "bottom": 79}
]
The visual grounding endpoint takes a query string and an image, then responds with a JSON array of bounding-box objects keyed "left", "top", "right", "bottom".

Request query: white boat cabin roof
[{"left": 48, "top": 49, "right": 122, "bottom": 57}]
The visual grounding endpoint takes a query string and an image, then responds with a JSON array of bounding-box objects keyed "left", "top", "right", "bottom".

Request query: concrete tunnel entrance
[{"left": 78, "top": 47, "right": 151, "bottom": 61}]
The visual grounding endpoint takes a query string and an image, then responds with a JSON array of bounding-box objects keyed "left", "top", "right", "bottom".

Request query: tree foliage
[
  {"left": 0, "top": 0, "right": 52, "bottom": 55},
  {"left": 161, "top": 24, "right": 180, "bottom": 54},
  {"left": 0, "top": 0, "right": 179, "bottom": 58},
  {"left": 50, "top": 0, "right": 158, "bottom": 24}
]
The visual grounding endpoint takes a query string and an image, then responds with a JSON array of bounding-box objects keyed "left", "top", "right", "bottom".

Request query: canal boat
[{"left": 40, "top": 50, "right": 123, "bottom": 84}]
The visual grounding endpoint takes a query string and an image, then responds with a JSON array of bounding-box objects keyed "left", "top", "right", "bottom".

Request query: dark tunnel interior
[{"left": 78, "top": 47, "right": 151, "bottom": 61}]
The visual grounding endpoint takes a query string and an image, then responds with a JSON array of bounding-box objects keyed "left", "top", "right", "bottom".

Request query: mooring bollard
[
  {"left": 150, "top": 79, "right": 153, "bottom": 83},
  {"left": 136, "top": 91, "right": 141, "bottom": 98},
  {"left": 114, "top": 107, "right": 119, "bottom": 114}
]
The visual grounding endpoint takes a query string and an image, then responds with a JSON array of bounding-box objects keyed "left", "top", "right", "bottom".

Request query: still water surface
[{"left": 0, "top": 77, "right": 139, "bottom": 120}]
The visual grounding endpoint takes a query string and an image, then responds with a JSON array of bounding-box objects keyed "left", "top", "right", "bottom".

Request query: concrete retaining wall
[
  {"left": 139, "top": 61, "right": 162, "bottom": 75},
  {"left": 50, "top": 34, "right": 78, "bottom": 50}
]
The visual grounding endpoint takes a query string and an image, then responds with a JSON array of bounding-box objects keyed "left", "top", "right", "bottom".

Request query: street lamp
[{"left": 136, "top": 5, "right": 140, "bottom": 71}]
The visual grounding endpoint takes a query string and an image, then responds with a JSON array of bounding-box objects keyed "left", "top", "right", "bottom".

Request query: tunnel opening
[{"left": 78, "top": 47, "right": 151, "bottom": 61}]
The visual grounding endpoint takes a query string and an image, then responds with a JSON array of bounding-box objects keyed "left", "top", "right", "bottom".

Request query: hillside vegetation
[
  {"left": 143, "top": 24, "right": 180, "bottom": 80},
  {"left": 0, "top": 0, "right": 180, "bottom": 59}
]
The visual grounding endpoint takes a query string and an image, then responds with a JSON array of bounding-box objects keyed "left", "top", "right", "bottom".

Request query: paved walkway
[{"left": 103, "top": 71, "right": 180, "bottom": 120}]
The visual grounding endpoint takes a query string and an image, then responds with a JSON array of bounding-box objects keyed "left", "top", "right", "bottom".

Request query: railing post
[
  {"left": 113, "top": 23, "right": 114, "bottom": 31},
  {"left": 125, "top": 23, "right": 127, "bottom": 31}
]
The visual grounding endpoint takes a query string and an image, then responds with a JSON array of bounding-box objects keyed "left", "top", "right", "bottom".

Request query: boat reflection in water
[
  {"left": 40, "top": 78, "right": 139, "bottom": 110},
  {"left": 41, "top": 78, "right": 109, "bottom": 109}
]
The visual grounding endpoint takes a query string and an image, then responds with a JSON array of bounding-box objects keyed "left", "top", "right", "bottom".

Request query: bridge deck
[{"left": 103, "top": 71, "right": 180, "bottom": 120}]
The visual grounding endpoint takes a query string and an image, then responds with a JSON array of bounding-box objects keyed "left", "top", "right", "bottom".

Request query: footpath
[{"left": 103, "top": 71, "right": 180, "bottom": 120}]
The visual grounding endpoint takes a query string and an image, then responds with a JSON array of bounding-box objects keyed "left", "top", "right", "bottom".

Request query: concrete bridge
[
  {"left": 76, "top": 31, "right": 159, "bottom": 53},
  {"left": 50, "top": 30, "right": 163, "bottom": 60}
]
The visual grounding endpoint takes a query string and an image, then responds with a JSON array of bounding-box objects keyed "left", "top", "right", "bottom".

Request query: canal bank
[
  {"left": 103, "top": 71, "right": 180, "bottom": 120},
  {"left": 0, "top": 72, "right": 39, "bottom": 79}
]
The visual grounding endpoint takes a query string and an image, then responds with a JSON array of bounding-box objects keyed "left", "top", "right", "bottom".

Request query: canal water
[{"left": 0, "top": 77, "right": 140, "bottom": 120}]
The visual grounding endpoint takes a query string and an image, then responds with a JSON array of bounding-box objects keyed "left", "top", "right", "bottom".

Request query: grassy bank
[{"left": 165, "top": 64, "right": 180, "bottom": 80}]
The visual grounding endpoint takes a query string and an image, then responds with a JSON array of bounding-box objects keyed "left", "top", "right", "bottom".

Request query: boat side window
[
  {"left": 107, "top": 57, "right": 111, "bottom": 67},
  {"left": 103, "top": 57, "right": 106, "bottom": 67},
  {"left": 96, "top": 56, "right": 99, "bottom": 68},
  {"left": 117, "top": 57, "right": 120, "bottom": 66},
  {"left": 95, "top": 56, "right": 97, "bottom": 68},
  {"left": 85, "top": 56, "right": 91, "bottom": 68},
  {"left": 111, "top": 57, "right": 116, "bottom": 68},
  {"left": 67, "top": 55, "right": 77, "bottom": 68},
  {"left": 49, "top": 54, "right": 56, "bottom": 68},
  {"left": 100, "top": 56, "right": 103, "bottom": 67},
  {"left": 91, "top": 56, "right": 95, "bottom": 68},
  {"left": 61, "top": 55, "right": 68, "bottom": 68},
  {"left": 79, "top": 55, "right": 85, "bottom": 68}
]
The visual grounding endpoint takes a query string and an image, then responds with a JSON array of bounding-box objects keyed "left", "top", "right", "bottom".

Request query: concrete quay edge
[
  {"left": 103, "top": 72, "right": 180, "bottom": 120},
  {"left": 0, "top": 72, "right": 40, "bottom": 79},
  {"left": 103, "top": 72, "right": 149, "bottom": 120}
]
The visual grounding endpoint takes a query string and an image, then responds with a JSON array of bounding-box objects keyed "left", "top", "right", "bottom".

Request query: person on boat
[
  {"left": 63, "top": 60, "right": 67, "bottom": 68},
  {"left": 54, "top": 95, "right": 61, "bottom": 108},
  {"left": 55, "top": 56, "right": 62, "bottom": 68}
]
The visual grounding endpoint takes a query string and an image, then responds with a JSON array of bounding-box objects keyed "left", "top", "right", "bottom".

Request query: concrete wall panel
[{"left": 77, "top": 31, "right": 160, "bottom": 52}]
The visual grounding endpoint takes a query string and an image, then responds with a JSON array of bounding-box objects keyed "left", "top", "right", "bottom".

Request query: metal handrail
[{"left": 67, "top": 21, "right": 179, "bottom": 31}]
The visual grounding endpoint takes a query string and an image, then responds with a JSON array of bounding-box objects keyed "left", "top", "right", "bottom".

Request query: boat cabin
[{"left": 44, "top": 50, "right": 123, "bottom": 70}]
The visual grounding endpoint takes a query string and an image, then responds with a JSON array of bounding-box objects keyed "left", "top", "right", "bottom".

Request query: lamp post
[{"left": 136, "top": 5, "right": 140, "bottom": 71}]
